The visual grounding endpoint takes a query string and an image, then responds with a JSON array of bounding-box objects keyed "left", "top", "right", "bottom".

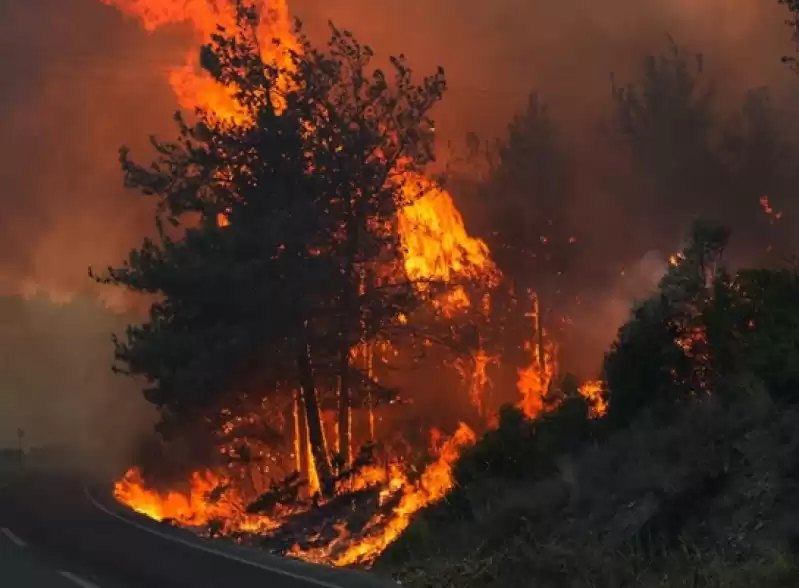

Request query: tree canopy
[
  {"left": 94, "top": 1, "right": 453, "bottom": 489},
  {"left": 604, "top": 218, "right": 799, "bottom": 426}
]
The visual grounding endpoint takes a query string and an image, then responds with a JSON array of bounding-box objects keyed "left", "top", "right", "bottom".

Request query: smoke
[
  {"left": 289, "top": 0, "right": 795, "bottom": 130},
  {"left": 285, "top": 0, "right": 798, "bottom": 368},
  {"left": 0, "top": 0, "right": 795, "bottom": 458},
  {"left": 0, "top": 295, "right": 156, "bottom": 475},
  {"left": 0, "top": 0, "right": 189, "bottom": 300},
  {"left": 0, "top": 0, "right": 188, "bottom": 472},
  {"left": 564, "top": 250, "right": 670, "bottom": 377},
  {"left": 0, "top": 0, "right": 793, "bottom": 301}
]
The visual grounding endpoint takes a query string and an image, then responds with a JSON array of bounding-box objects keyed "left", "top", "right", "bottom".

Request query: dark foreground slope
[{"left": 374, "top": 383, "right": 799, "bottom": 587}]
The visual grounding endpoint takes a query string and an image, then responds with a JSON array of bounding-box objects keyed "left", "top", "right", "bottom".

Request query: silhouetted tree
[
  {"left": 720, "top": 88, "right": 798, "bottom": 259},
  {"left": 484, "top": 92, "right": 574, "bottom": 288},
  {"left": 94, "top": 1, "right": 447, "bottom": 493},
  {"left": 604, "top": 219, "right": 731, "bottom": 425},
  {"left": 611, "top": 40, "right": 728, "bottom": 242},
  {"left": 450, "top": 93, "right": 577, "bottom": 372}
]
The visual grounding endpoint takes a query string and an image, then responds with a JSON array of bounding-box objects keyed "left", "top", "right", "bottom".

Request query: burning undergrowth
[
  {"left": 116, "top": 421, "right": 480, "bottom": 566},
  {"left": 114, "top": 353, "right": 605, "bottom": 568},
  {"left": 99, "top": 0, "right": 607, "bottom": 569}
]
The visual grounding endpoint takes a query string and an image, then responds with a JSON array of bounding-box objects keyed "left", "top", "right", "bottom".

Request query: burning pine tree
[
  {"left": 95, "top": 0, "right": 503, "bottom": 564},
  {"left": 95, "top": 0, "right": 605, "bottom": 567}
]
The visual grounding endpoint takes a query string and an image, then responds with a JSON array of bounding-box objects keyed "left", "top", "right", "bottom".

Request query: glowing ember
[{"left": 759, "top": 195, "right": 783, "bottom": 222}]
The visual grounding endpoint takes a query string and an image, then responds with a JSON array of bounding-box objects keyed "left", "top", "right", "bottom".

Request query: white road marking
[
  {"left": 58, "top": 570, "right": 101, "bottom": 588},
  {"left": 0, "top": 526, "right": 27, "bottom": 547},
  {"left": 83, "top": 485, "right": 347, "bottom": 588}
]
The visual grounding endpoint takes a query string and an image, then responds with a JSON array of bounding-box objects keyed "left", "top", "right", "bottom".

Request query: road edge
[{"left": 83, "top": 484, "right": 395, "bottom": 588}]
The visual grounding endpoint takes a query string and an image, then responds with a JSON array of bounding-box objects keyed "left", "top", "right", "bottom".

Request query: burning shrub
[
  {"left": 605, "top": 218, "right": 799, "bottom": 428},
  {"left": 604, "top": 219, "right": 732, "bottom": 425}
]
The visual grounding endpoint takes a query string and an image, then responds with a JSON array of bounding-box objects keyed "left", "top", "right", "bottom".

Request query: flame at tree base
[
  {"left": 113, "top": 422, "right": 477, "bottom": 567},
  {"left": 114, "top": 468, "right": 279, "bottom": 534}
]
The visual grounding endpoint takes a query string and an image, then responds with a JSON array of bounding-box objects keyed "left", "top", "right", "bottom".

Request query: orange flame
[
  {"left": 454, "top": 347, "right": 497, "bottom": 417},
  {"left": 329, "top": 422, "right": 476, "bottom": 566},
  {"left": 101, "top": 0, "right": 298, "bottom": 122},
  {"left": 114, "top": 467, "right": 278, "bottom": 533},
  {"left": 578, "top": 380, "right": 607, "bottom": 418},
  {"left": 516, "top": 337, "right": 557, "bottom": 418},
  {"left": 398, "top": 177, "right": 495, "bottom": 287},
  {"left": 105, "top": 0, "right": 494, "bottom": 291}
]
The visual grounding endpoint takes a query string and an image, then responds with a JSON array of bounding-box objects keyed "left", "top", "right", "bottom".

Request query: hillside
[
  {"left": 376, "top": 388, "right": 799, "bottom": 587},
  {"left": 373, "top": 222, "right": 799, "bottom": 587}
]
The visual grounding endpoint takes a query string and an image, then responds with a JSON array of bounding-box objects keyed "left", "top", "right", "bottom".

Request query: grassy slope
[{"left": 374, "top": 381, "right": 799, "bottom": 587}]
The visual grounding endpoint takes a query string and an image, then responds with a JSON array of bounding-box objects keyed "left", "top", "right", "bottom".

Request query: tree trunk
[
  {"left": 366, "top": 342, "right": 375, "bottom": 440},
  {"left": 292, "top": 390, "right": 303, "bottom": 475},
  {"left": 296, "top": 350, "right": 333, "bottom": 495},
  {"left": 338, "top": 351, "right": 352, "bottom": 466},
  {"left": 338, "top": 202, "right": 360, "bottom": 467},
  {"left": 304, "top": 402, "right": 320, "bottom": 496}
]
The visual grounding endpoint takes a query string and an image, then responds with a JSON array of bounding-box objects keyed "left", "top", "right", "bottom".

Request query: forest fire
[
  {"left": 115, "top": 421, "right": 478, "bottom": 565},
  {"left": 102, "top": 0, "right": 605, "bottom": 569}
]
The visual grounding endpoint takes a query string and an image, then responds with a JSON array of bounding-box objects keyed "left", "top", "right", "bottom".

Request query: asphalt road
[{"left": 0, "top": 472, "right": 391, "bottom": 588}]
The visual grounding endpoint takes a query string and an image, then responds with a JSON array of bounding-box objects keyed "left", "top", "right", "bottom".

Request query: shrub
[{"left": 454, "top": 386, "right": 593, "bottom": 488}]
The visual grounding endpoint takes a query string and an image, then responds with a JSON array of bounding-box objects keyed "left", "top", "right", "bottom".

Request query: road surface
[{"left": 0, "top": 472, "right": 391, "bottom": 588}]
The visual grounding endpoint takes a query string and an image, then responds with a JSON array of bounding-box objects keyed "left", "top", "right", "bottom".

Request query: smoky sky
[
  {"left": 0, "top": 0, "right": 794, "bottom": 376},
  {"left": 0, "top": 0, "right": 794, "bottom": 302},
  {"left": 292, "top": 0, "right": 796, "bottom": 132},
  {"left": 0, "top": 0, "right": 186, "bottom": 302}
]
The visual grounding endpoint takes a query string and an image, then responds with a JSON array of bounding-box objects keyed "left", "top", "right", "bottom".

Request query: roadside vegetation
[{"left": 374, "top": 221, "right": 799, "bottom": 587}]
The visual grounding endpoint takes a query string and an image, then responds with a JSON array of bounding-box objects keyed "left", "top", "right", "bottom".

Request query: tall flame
[
  {"left": 101, "top": 0, "right": 297, "bottom": 122},
  {"left": 517, "top": 338, "right": 557, "bottom": 419},
  {"left": 103, "top": 0, "right": 493, "bottom": 287},
  {"left": 398, "top": 178, "right": 495, "bottom": 285}
]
